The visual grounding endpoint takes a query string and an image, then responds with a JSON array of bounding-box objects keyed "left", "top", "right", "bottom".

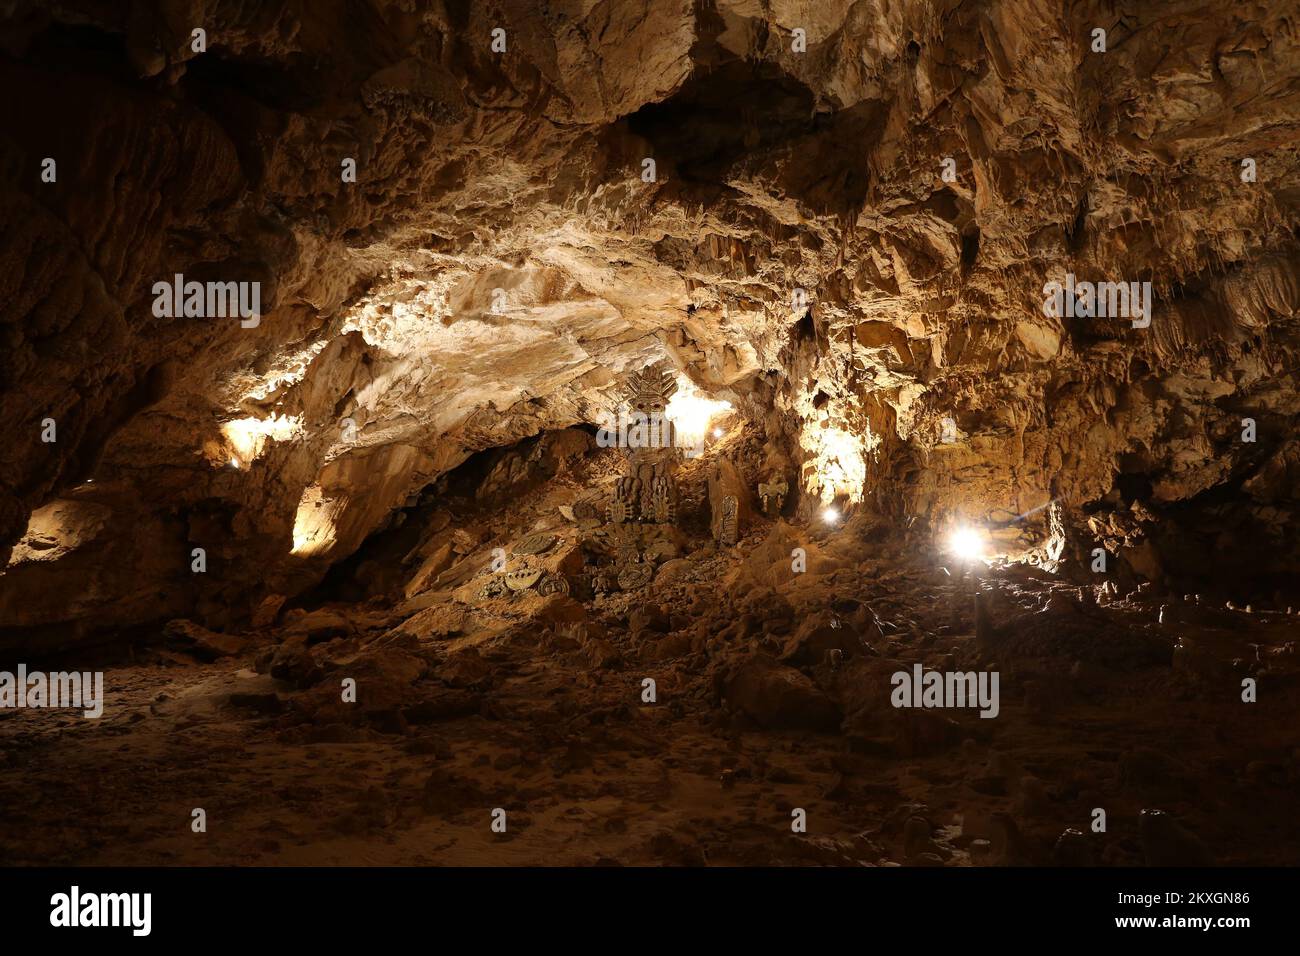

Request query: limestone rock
[
  {"left": 2, "top": 1, "right": 1298, "bottom": 644},
  {"left": 723, "top": 655, "right": 842, "bottom": 732},
  {"left": 285, "top": 609, "right": 355, "bottom": 644},
  {"left": 163, "top": 620, "right": 249, "bottom": 660}
]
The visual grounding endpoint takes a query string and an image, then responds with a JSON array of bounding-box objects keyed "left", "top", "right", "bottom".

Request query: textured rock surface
[
  {"left": 3, "top": 441, "right": 1296, "bottom": 865},
  {"left": 3, "top": 0, "right": 1300, "bottom": 648},
  {"left": 4, "top": 0, "right": 1300, "bottom": 873}
]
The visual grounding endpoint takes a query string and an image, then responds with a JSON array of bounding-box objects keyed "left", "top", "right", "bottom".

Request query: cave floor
[{"left": 1, "top": 522, "right": 1296, "bottom": 866}]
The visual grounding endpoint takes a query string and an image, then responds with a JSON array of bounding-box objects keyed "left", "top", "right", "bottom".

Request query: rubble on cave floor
[{"left": 1, "top": 432, "right": 1297, "bottom": 867}]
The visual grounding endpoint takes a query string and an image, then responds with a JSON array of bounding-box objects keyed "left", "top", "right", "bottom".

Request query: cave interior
[{"left": 1, "top": 0, "right": 1299, "bottom": 867}]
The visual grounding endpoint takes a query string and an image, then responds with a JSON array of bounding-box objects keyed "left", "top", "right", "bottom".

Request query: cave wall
[{"left": 2, "top": 0, "right": 1299, "bottom": 643}]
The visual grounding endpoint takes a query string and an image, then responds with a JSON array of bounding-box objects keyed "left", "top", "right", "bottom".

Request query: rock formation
[{"left": 0, "top": 0, "right": 1298, "bottom": 870}]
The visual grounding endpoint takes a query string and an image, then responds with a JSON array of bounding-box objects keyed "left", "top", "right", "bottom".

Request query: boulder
[
  {"left": 723, "top": 655, "right": 841, "bottom": 732},
  {"left": 779, "top": 610, "right": 859, "bottom": 665},
  {"left": 163, "top": 619, "right": 249, "bottom": 660},
  {"left": 404, "top": 541, "right": 457, "bottom": 598},
  {"left": 286, "top": 609, "right": 355, "bottom": 643},
  {"left": 250, "top": 595, "right": 286, "bottom": 629}
]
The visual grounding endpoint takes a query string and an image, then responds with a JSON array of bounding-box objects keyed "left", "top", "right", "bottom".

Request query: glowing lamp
[
  {"left": 664, "top": 377, "right": 731, "bottom": 452},
  {"left": 946, "top": 525, "right": 986, "bottom": 562}
]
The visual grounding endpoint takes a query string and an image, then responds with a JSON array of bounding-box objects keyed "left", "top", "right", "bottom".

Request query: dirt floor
[{"left": 1, "top": 430, "right": 1297, "bottom": 866}]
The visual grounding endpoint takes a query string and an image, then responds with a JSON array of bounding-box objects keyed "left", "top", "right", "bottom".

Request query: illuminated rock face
[{"left": 2, "top": 1, "right": 1300, "bottom": 640}]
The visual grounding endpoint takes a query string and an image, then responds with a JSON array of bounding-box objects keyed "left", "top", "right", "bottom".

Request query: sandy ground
[
  {"left": 2, "top": 435, "right": 1297, "bottom": 866},
  {"left": 1, "top": 567, "right": 1295, "bottom": 866}
]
